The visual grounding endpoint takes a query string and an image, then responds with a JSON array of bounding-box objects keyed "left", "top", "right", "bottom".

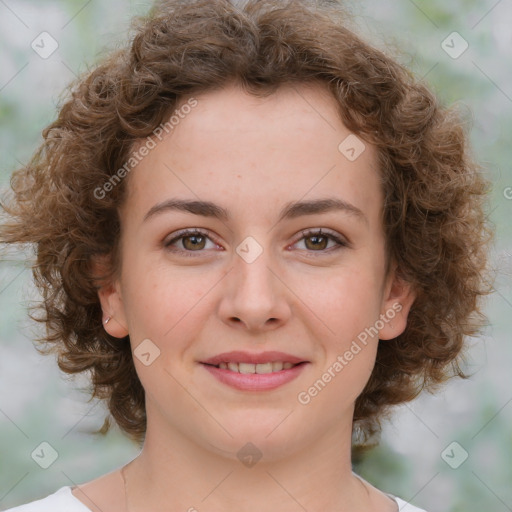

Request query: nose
[{"left": 217, "top": 243, "right": 292, "bottom": 334}]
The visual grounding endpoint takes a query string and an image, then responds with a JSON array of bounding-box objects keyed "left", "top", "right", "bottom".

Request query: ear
[
  {"left": 92, "top": 254, "right": 129, "bottom": 339},
  {"left": 378, "top": 262, "right": 416, "bottom": 341}
]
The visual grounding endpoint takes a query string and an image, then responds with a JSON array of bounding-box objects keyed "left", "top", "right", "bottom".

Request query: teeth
[
  {"left": 272, "top": 361, "right": 284, "bottom": 372},
  {"left": 216, "top": 361, "right": 297, "bottom": 373},
  {"left": 256, "top": 362, "right": 273, "bottom": 374},
  {"left": 238, "top": 363, "right": 256, "bottom": 374}
]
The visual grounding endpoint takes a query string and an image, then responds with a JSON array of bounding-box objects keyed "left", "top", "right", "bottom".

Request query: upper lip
[{"left": 201, "top": 351, "right": 307, "bottom": 366}]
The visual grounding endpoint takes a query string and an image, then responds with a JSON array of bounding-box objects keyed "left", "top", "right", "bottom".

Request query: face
[{"left": 98, "top": 81, "right": 415, "bottom": 461}]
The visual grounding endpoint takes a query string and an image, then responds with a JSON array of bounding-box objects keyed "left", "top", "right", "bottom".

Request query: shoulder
[
  {"left": 392, "top": 496, "right": 429, "bottom": 511},
  {"left": 2, "top": 486, "right": 92, "bottom": 512}
]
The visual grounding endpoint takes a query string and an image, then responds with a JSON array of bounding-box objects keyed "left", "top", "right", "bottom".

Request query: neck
[{"left": 123, "top": 403, "right": 372, "bottom": 512}]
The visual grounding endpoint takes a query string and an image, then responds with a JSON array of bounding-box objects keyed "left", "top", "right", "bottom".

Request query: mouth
[
  {"left": 199, "top": 351, "right": 309, "bottom": 391},
  {"left": 203, "top": 361, "right": 306, "bottom": 374}
]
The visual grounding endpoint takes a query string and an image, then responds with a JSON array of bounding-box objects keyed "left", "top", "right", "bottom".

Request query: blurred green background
[{"left": 0, "top": 1, "right": 511, "bottom": 511}]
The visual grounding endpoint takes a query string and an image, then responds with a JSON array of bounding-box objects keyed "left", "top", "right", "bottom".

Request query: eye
[
  {"left": 163, "top": 227, "right": 349, "bottom": 257},
  {"left": 292, "top": 228, "right": 349, "bottom": 254},
  {"left": 164, "top": 228, "right": 220, "bottom": 256}
]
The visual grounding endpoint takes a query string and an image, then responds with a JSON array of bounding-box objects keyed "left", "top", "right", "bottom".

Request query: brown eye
[
  {"left": 181, "top": 233, "right": 207, "bottom": 251},
  {"left": 304, "top": 233, "right": 329, "bottom": 251},
  {"left": 164, "top": 229, "right": 218, "bottom": 256},
  {"left": 294, "top": 228, "right": 349, "bottom": 254}
]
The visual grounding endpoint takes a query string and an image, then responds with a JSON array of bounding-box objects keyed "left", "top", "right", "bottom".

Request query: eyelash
[{"left": 163, "top": 228, "right": 349, "bottom": 257}]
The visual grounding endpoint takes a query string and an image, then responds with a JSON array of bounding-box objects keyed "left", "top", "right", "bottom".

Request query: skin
[{"left": 75, "top": 81, "right": 415, "bottom": 512}]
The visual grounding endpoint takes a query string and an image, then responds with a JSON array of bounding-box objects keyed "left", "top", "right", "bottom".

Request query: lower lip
[{"left": 201, "top": 362, "right": 308, "bottom": 391}]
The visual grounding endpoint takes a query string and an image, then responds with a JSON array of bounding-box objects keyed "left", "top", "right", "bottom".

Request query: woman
[{"left": 1, "top": 0, "right": 492, "bottom": 510}]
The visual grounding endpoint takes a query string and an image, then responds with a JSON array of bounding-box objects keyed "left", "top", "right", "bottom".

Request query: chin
[{"left": 201, "top": 411, "right": 305, "bottom": 462}]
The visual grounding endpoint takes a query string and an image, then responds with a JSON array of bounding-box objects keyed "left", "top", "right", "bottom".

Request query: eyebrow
[{"left": 143, "top": 197, "right": 368, "bottom": 225}]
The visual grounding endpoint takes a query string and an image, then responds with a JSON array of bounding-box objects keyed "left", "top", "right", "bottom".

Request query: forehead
[{"left": 123, "top": 81, "right": 382, "bottom": 227}]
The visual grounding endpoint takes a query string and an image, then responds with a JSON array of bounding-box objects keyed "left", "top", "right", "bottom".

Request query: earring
[{"left": 104, "top": 316, "right": 111, "bottom": 325}]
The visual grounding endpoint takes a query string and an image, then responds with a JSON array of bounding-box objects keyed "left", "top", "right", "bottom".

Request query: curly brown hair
[{"left": 0, "top": 0, "right": 493, "bottom": 447}]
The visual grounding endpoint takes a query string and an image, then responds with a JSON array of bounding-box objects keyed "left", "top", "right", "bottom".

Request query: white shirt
[{"left": 2, "top": 486, "right": 428, "bottom": 511}]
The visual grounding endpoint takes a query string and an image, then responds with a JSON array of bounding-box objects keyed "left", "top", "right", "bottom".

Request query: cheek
[
  {"left": 293, "top": 260, "right": 383, "bottom": 395},
  {"left": 120, "top": 258, "right": 218, "bottom": 348},
  {"left": 121, "top": 266, "right": 211, "bottom": 401},
  {"left": 294, "top": 261, "right": 384, "bottom": 343},
  {"left": 296, "top": 271, "right": 382, "bottom": 411}
]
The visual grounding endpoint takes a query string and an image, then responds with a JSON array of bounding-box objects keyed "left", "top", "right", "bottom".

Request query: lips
[
  {"left": 201, "top": 350, "right": 307, "bottom": 366},
  {"left": 199, "top": 351, "right": 309, "bottom": 391},
  {"left": 216, "top": 361, "right": 297, "bottom": 374}
]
